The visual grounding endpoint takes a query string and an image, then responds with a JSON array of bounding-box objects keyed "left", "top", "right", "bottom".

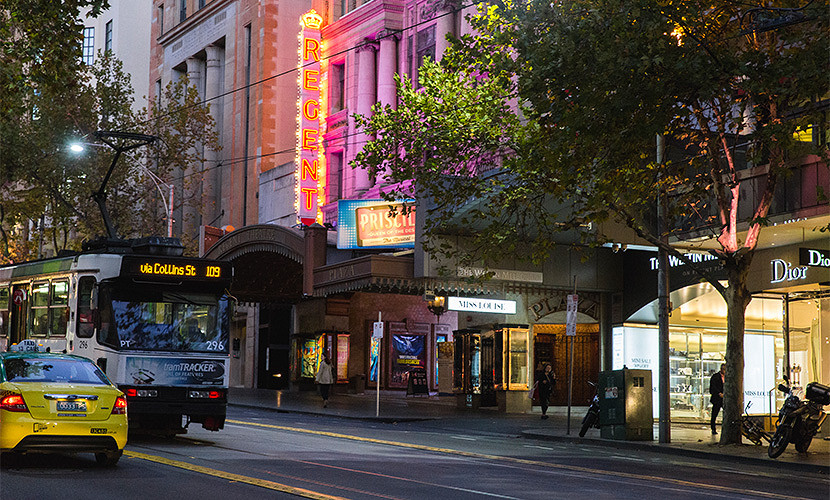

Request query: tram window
[
  {"left": 30, "top": 282, "right": 50, "bottom": 336},
  {"left": 49, "top": 280, "right": 69, "bottom": 336},
  {"left": 76, "top": 276, "right": 96, "bottom": 339},
  {"left": 0, "top": 287, "right": 8, "bottom": 337}
]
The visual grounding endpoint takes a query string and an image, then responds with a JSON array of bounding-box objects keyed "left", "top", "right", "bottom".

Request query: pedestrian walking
[
  {"left": 709, "top": 363, "right": 726, "bottom": 435},
  {"left": 316, "top": 355, "right": 334, "bottom": 407},
  {"left": 536, "top": 363, "right": 556, "bottom": 419}
]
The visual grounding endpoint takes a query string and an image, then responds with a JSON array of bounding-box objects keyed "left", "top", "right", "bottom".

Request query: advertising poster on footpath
[
  {"left": 123, "top": 356, "right": 226, "bottom": 386},
  {"left": 387, "top": 322, "right": 429, "bottom": 388}
]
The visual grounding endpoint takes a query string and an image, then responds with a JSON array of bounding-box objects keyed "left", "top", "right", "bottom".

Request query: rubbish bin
[
  {"left": 349, "top": 374, "right": 365, "bottom": 394},
  {"left": 598, "top": 368, "right": 653, "bottom": 441}
]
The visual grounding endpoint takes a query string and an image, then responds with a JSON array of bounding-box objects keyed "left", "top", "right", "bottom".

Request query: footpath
[{"left": 228, "top": 387, "right": 829, "bottom": 475}]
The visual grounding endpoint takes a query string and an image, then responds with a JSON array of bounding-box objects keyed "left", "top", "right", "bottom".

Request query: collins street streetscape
[{"left": 2, "top": 392, "right": 827, "bottom": 500}]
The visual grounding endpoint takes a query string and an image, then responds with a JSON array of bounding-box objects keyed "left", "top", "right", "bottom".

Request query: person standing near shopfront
[
  {"left": 316, "top": 355, "right": 334, "bottom": 407},
  {"left": 536, "top": 363, "right": 556, "bottom": 420},
  {"left": 709, "top": 363, "right": 726, "bottom": 435}
]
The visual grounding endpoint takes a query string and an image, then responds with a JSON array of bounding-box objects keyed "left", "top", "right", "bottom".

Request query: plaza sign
[{"left": 447, "top": 297, "right": 517, "bottom": 314}]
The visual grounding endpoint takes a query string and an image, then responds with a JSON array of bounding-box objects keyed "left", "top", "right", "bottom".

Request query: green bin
[{"left": 598, "top": 368, "right": 653, "bottom": 441}]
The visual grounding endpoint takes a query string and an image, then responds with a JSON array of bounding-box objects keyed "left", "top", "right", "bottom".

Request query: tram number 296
[{"left": 206, "top": 341, "right": 225, "bottom": 351}]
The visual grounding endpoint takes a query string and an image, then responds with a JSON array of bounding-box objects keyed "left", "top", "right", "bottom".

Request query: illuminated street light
[{"left": 70, "top": 133, "right": 174, "bottom": 237}]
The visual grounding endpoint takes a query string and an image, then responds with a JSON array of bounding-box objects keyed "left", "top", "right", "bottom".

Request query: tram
[{"left": 0, "top": 237, "right": 233, "bottom": 435}]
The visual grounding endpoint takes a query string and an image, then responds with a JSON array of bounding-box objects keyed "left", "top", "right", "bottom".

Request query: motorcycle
[
  {"left": 579, "top": 381, "right": 600, "bottom": 437},
  {"left": 767, "top": 377, "right": 829, "bottom": 458}
]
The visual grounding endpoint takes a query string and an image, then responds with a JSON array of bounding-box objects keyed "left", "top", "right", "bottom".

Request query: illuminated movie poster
[
  {"left": 336, "top": 334, "right": 349, "bottom": 382},
  {"left": 369, "top": 337, "right": 380, "bottom": 383},
  {"left": 337, "top": 199, "right": 416, "bottom": 249},
  {"left": 301, "top": 336, "right": 323, "bottom": 378},
  {"left": 389, "top": 334, "right": 425, "bottom": 388}
]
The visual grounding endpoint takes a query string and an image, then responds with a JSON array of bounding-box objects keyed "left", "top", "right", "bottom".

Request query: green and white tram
[{"left": 0, "top": 238, "right": 233, "bottom": 434}]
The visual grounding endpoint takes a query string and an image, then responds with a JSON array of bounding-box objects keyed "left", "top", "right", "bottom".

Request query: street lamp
[
  {"left": 70, "top": 132, "right": 173, "bottom": 238},
  {"left": 427, "top": 296, "right": 447, "bottom": 323}
]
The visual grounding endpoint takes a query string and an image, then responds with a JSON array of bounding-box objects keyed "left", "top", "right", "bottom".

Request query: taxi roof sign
[{"left": 11, "top": 339, "right": 48, "bottom": 352}]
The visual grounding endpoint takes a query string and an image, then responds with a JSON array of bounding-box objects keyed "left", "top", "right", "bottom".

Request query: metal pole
[
  {"left": 657, "top": 134, "right": 671, "bottom": 443},
  {"left": 167, "top": 184, "right": 174, "bottom": 238},
  {"left": 377, "top": 311, "right": 382, "bottom": 418},
  {"left": 567, "top": 276, "right": 577, "bottom": 435}
]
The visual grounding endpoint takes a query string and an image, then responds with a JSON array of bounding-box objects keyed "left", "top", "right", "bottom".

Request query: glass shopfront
[{"left": 614, "top": 289, "right": 787, "bottom": 419}]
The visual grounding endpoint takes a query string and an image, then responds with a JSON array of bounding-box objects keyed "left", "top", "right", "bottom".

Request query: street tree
[{"left": 354, "top": 0, "right": 829, "bottom": 444}]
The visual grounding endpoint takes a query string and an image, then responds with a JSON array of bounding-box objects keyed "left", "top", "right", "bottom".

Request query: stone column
[
  {"left": 353, "top": 41, "right": 377, "bottom": 192},
  {"left": 183, "top": 56, "right": 204, "bottom": 236},
  {"left": 377, "top": 32, "right": 399, "bottom": 186},
  {"left": 204, "top": 44, "right": 223, "bottom": 226},
  {"left": 377, "top": 31, "right": 398, "bottom": 109},
  {"left": 435, "top": 3, "right": 456, "bottom": 63}
]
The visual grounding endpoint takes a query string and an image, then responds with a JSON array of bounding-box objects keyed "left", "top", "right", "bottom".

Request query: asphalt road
[{"left": 2, "top": 406, "right": 827, "bottom": 500}]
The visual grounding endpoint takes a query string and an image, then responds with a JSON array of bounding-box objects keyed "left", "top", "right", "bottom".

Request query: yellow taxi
[{"left": 0, "top": 340, "right": 127, "bottom": 466}]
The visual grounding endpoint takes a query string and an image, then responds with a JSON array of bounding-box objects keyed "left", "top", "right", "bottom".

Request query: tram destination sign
[{"left": 120, "top": 256, "right": 232, "bottom": 282}]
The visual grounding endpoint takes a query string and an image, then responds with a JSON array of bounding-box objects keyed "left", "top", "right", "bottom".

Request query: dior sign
[
  {"left": 770, "top": 259, "right": 808, "bottom": 284},
  {"left": 800, "top": 248, "right": 830, "bottom": 268}
]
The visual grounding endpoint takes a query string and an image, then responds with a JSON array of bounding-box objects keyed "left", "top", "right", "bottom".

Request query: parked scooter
[
  {"left": 767, "top": 377, "right": 829, "bottom": 458},
  {"left": 579, "top": 381, "right": 600, "bottom": 437}
]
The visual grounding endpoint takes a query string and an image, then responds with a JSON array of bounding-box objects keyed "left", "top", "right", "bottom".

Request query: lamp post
[
  {"left": 71, "top": 132, "right": 170, "bottom": 237},
  {"left": 427, "top": 296, "right": 447, "bottom": 323}
]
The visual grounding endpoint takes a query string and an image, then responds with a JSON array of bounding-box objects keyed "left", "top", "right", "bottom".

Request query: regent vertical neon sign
[{"left": 296, "top": 9, "right": 323, "bottom": 225}]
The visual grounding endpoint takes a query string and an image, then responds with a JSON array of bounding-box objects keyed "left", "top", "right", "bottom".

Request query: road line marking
[
  {"left": 523, "top": 445, "right": 555, "bottom": 450},
  {"left": 226, "top": 419, "right": 807, "bottom": 500},
  {"left": 450, "top": 435, "right": 477, "bottom": 441},
  {"left": 124, "top": 450, "right": 346, "bottom": 500}
]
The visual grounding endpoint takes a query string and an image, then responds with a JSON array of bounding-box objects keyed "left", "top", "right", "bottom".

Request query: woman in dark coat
[
  {"left": 536, "top": 363, "right": 556, "bottom": 419},
  {"left": 709, "top": 363, "right": 725, "bottom": 435}
]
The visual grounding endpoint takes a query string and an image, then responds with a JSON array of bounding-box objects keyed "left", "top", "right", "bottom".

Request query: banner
[{"left": 123, "top": 356, "right": 227, "bottom": 386}]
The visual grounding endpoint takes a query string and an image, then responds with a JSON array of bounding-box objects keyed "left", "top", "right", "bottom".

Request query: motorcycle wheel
[
  {"left": 794, "top": 436, "right": 812, "bottom": 453},
  {"left": 579, "top": 412, "right": 597, "bottom": 438},
  {"left": 767, "top": 424, "right": 792, "bottom": 458}
]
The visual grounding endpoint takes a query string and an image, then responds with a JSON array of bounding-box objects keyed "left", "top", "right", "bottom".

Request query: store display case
[
  {"left": 453, "top": 325, "right": 530, "bottom": 412},
  {"left": 669, "top": 331, "right": 724, "bottom": 419}
]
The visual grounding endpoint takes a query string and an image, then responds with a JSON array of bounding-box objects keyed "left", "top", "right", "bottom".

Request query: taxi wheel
[{"left": 95, "top": 449, "right": 123, "bottom": 467}]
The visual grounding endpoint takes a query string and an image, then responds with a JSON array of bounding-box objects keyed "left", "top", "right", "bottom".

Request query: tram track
[{"left": 121, "top": 418, "right": 817, "bottom": 500}]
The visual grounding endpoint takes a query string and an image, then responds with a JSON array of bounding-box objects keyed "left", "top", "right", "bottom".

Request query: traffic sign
[
  {"left": 12, "top": 289, "right": 25, "bottom": 306},
  {"left": 372, "top": 321, "right": 384, "bottom": 339},
  {"left": 566, "top": 294, "right": 578, "bottom": 336}
]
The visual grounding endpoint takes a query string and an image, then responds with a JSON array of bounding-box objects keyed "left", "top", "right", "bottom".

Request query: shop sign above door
[
  {"left": 800, "top": 248, "right": 830, "bottom": 268},
  {"left": 447, "top": 296, "right": 517, "bottom": 314},
  {"left": 770, "top": 259, "right": 808, "bottom": 284}
]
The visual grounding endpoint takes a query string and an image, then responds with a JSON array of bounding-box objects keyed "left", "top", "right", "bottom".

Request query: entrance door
[
  {"left": 257, "top": 304, "right": 291, "bottom": 389},
  {"left": 534, "top": 326, "right": 600, "bottom": 406}
]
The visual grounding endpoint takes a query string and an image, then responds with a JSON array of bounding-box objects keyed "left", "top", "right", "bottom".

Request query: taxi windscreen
[{"left": 3, "top": 357, "right": 109, "bottom": 384}]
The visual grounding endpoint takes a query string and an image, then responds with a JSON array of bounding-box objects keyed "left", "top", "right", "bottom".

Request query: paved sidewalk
[{"left": 228, "top": 387, "right": 829, "bottom": 475}]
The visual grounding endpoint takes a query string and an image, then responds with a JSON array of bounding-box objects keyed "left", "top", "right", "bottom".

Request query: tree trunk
[{"left": 720, "top": 252, "right": 754, "bottom": 445}]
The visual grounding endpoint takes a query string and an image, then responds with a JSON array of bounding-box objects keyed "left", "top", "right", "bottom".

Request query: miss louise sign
[{"left": 296, "top": 10, "right": 323, "bottom": 225}]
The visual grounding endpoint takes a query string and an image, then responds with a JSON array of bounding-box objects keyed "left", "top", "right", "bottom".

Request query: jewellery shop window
[{"left": 669, "top": 330, "right": 725, "bottom": 419}]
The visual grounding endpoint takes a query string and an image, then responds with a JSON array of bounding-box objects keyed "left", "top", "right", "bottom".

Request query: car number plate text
[{"left": 56, "top": 401, "right": 87, "bottom": 412}]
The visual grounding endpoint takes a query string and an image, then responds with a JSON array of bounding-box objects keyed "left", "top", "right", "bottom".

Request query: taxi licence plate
[{"left": 56, "top": 401, "right": 87, "bottom": 412}]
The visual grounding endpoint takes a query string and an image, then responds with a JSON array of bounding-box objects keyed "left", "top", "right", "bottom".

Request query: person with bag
[
  {"left": 316, "top": 354, "right": 334, "bottom": 407},
  {"left": 536, "top": 363, "right": 556, "bottom": 419}
]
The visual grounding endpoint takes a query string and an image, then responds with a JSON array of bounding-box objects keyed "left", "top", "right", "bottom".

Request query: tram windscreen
[{"left": 99, "top": 289, "right": 229, "bottom": 354}]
